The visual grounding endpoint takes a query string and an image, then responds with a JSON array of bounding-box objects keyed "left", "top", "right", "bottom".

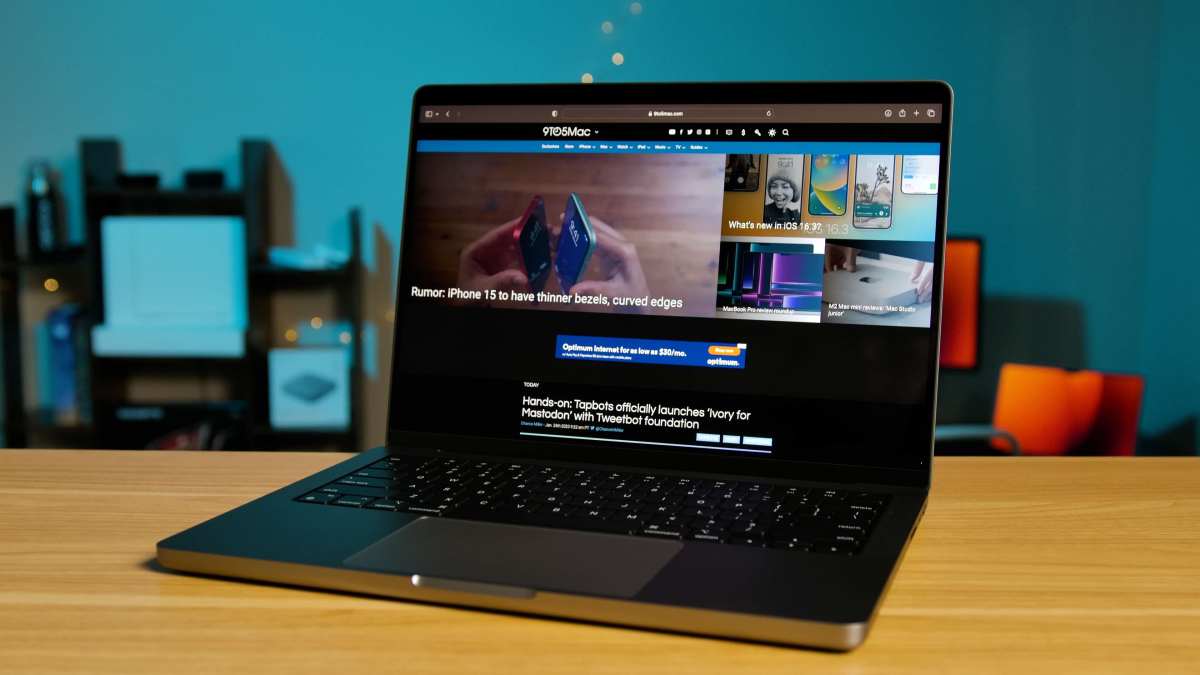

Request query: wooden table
[{"left": 1, "top": 451, "right": 1198, "bottom": 674}]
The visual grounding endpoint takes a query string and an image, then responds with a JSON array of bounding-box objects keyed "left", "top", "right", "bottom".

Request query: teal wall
[
  {"left": 1141, "top": 0, "right": 1200, "bottom": 443},
  {"left": 0, "top": 0, "right": 1195, "bottom": 446}
]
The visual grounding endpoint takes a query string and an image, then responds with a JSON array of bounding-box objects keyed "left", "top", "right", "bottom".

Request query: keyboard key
[
  {"left": 814, "top": 504, "right": 849, "bottom": 521},
  {"left": 849, "top": 509, "right": 876, "bottom": 524},
  {"left": 834, "top": 534, "right": 863, "bottom": 548},
  {"left": 687, "top": 529, "right": 724, "bottom": 543},
  {"left": 298, "top": 492, "right": 335, "bottom": 504},
  {"left": 333, "top": 495, "right": 374, "bottom": 508},
  {"left": 338, "top": 477, "right": 391, "bottom": 489},
  {"left": 814, "top": 541, "right": 856, "bottom": 555},
  {"left": 355, "top": 469, "right": 402, "bottom": 481},
  {"left": 850, "top": 493, "right": 888, "bottom": 508},
  {"left": 778, "top": 518, "right": 839, "bottom": 539},
  {"left": 492, "top": 501, "right": 539, "bottom": 518},
  {"left": 330, "top": 484, "right": 390, "bottom": 499},
  {"left": 768, "top": 536, "right": 813, "bottom": 551},
  {"left": 619, "top": 512, "right": 646, "bottom": 527}
]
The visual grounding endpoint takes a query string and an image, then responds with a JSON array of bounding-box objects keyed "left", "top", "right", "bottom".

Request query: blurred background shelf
[
  {"left": 85, "top": 188, "right": 243, "bottom": 213},
  {"left": 0, "top": 246, "right": 87, "bottom": 269},
  {"left": 0, "top": 140, "right": 364, "bottom": 452},
  {"left": 249, "top": 264, "right": 354, "bottom": 285}
]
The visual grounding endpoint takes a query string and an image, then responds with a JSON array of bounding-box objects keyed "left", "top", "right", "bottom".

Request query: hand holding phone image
[
  {"left": 456, "top": 218, "right": 529, "bottom": 293},
  {"left": 517, "top": 195, "right": 552, "bottom": 292},
  {"left": 410, "top": 152, "right": 722, "bottom": 317},
  {"left": 566, "top": 215, "right": 650, "bottom": 303},
  {"left": 555, "top": 192, "right": 598, "bottom": 293}
]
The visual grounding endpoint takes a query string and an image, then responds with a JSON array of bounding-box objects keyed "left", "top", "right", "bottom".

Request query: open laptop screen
[{"left": 390, "top": 84, "right": 951, "bottom": 482}]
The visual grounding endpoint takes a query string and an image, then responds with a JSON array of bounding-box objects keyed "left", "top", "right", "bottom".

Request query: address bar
[{"left": 557, "top": 106, "right": 775, "bottom": 122}]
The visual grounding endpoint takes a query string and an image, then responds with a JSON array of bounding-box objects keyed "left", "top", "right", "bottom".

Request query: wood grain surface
[{"left": 1, "top": 450, "right": 1198, "bottom": 674}]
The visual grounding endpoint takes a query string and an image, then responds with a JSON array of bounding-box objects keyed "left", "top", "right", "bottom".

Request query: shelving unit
[
  {"left": 0, "top": 139, "right": 364, "bottom": 451},
  {"left": 247, "top": 208, "right": 364, "bottom": 452}
]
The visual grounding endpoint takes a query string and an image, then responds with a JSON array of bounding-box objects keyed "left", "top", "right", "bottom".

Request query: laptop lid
[{"left": 388, "top": 82, "right": 952, "bottom": 488}]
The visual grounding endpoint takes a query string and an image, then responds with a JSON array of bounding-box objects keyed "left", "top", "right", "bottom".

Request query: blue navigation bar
[
  {"left": 556, "top": 335, "right": 747, "bottom": 369},
  {"left": 417, "top": 140, "right": 940, "bottom": 156}
]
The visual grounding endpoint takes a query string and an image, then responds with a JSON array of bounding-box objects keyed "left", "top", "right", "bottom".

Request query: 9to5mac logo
[{"left": 542, "top": 126, "right": 593, "bottom": 137}]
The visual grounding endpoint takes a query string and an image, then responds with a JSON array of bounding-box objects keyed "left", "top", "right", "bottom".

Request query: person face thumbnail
[{"left": 768, "top": 178, "right": 794, "bottom": 207}]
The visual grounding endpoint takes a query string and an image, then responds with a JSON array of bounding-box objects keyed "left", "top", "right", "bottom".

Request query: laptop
[{"left": 158, "top": 81, "right": 952, "bottom": 650}]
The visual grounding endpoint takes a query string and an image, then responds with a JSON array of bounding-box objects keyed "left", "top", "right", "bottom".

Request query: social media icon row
[{"left": 667, "top": 128, "right": 790, "bottom": 137}]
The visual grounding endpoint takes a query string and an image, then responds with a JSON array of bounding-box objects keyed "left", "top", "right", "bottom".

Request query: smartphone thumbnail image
[
  {"left": 724, "top": 154, "right": 760, "bottom": 192},
  {"left": 901, "top": 155, "right": 940, "bottom": 195},
  {"left": 853, "top": 155, "right": 894, "bottom": 229},
  {"left": 517, "top": 196, "right": 552, "bottom": 292},
  {"left": 762, "top": 154, "right": 804, "bottom": 226},
  {"left": 555, "top": 192, "right": 596, "bottom": 294},
  {"left": 807, "top": 154, "right": 848, "bottom": 216}
]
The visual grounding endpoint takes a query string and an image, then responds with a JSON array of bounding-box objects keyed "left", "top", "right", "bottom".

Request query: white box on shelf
[{"left": 91, "top": 215, "right": 248, "bottom": 357}]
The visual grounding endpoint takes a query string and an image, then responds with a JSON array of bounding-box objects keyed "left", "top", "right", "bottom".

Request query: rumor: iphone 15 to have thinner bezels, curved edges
[{"left": 518, "top": 192, "right": 596, "bottom": 294}]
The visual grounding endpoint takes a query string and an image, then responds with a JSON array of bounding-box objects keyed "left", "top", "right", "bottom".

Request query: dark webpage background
[
  {"left": 390, "top": 119, "right": 945, "bottom": 479},
  {"left": 393, "top": 306, "right": 933, "bottom": 471}
]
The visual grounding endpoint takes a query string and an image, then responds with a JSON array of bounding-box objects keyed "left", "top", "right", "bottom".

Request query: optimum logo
[{"left": 542, "top": 126, "right": 593, "bottom": 137}]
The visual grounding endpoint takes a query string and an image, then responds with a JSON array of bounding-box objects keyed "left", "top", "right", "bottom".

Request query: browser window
[{"left": 392, "top": 100, "right": 945, "bottom": 471}]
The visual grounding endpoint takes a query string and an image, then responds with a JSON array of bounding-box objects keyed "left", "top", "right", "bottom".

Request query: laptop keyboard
[{"left": 297, "top": 456, "right": 888, "bottom": 555}]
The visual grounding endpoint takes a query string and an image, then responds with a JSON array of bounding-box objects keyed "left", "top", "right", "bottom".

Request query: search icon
[{"left": 781, "top": 128, "right": 789, "bottom": 137}]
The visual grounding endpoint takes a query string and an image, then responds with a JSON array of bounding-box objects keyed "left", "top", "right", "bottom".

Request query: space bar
[{"left": 450, "top": 507, "right": 635, "bottom": 535}]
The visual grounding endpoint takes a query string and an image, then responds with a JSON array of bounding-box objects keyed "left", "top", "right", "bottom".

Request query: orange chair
[
  {"left": 1080, "top": 372, "right": 1144, "bottom": 456},
  {"left": 991, "top": 363, "right": 1143, "bottom": 455}
]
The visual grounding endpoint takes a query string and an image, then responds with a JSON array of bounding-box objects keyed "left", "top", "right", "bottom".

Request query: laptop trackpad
[{"left": 343, "top": 517, "right": 682, "bottom": 599}]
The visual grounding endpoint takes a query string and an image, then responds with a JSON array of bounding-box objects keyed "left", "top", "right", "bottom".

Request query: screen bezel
[{"left": 387, "top": 81, "right": 953, "bottom": 488}]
